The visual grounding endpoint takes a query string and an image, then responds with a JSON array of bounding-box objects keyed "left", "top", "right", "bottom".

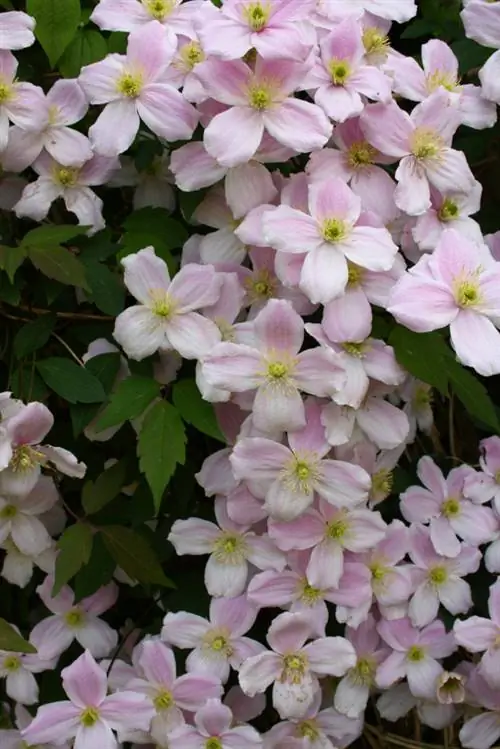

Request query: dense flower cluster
[{"left": 2, "top": 2, "right": 500, "bottom": 749}]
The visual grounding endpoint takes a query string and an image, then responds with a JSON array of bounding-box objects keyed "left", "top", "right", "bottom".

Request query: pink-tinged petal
[
  {"left": 454, "top": 617, "right": 498, "bottom": 652},
  {"left": 343, "top": 226, "right": 398, "bottom": 272},
  {"left": 137, "top": 639, "right": 176, "bottom": 687},
  {"left": 126, "top": 21, "right": 176, "bottom": 81},
  {"left": 78, "top": 54, "right": 127, "bottom": 104},
  {"left": 225, "top": 161, "right": 277, "bottom": 219},
  {"left": 307, "top": 541, "right": 344, "bottom": 589},
  {"left": 357, "top": 398, "right": 409, "bottom": 450},
  {"left": 254, "top": 25, "right": 310, "bottom": 61},
  {"left": 170, "top": 264, "right": 221, "bottom": 312},
  {"left": 246, "top": 534, "right": 286, "bottom": 571},
  {"left": 450, "top": 312, "right": 500, "bottom": 377},
  {"left": 11, "top": 515, "right": 51, "bottom": 556},
  {"left": 300, "top": 245, "right": 349, "bottom": 304},
  {"left": 460, "top": 713, "right": 500, "bottom": 749},
  {"left": 47, "top": 78, "right": 88, "bottom": 125},
  {"left": 239, "top": 652, "right": 282, "bottom": 696},
  {"left": 64, "top": 186, "right": 105, "bottom": 234},
  {"left": 267, "top": 611, "right": 313, "bottom": 653},
  {"left": 74, "top": 721, "right": 115, "bottom": 749},
  {"left": 170, "top": 142, "right": 227, "bottom": 191},
  {"left": 174, "top": 673, "right": 222, "bottom": 712},
  {"left": 316, "top": 84, "right": 364, "bottom": 123},
  {"left": 161, "top": 612, "right": 210, "bottom": 648},
  {"left": 254, "top": 298, "right": 303, "bottom": 353},
  {"left": 0, "top": 11, "right": 35, "bottom": 50},
  {"left": 205, "top": 555, "right": 248, "bottom": 598},
  {"left": 424, "top": 148, "right": 475, "bottom": 196},
  {"left": 352, "top": 167, "right": 398, "bottom": 225},
  {"left": 210, "top": 594, "right": 257, "bottom": 635},
  {"left": 247, "top": 570, "right": 297, "bottom": 607},
  {"left": 321, "top": 402, "right": 355, "bottom": 446},
  {"left": 195, "top": 699, "right": 232, "bottom": 736},
  {"left": 44, "top": 127, "right": 93, "bottom": 168},
  {"left": 479, "top": 49, "right": 500, "bottom": 106},
  {"left": 375, "top": 651, "right": 407, "bottom": 689},
  {"left": 2, "top": 126, "right": 43, "bottom": 172},
  {"left": 389, "top": 55, "right": 427, "bottom": 101},
  {"left": 320, "top": 17, "right": 363, "bottom": 63},
  {"left": 322, "top": 287, "right": 372, "bottom": 343},
  {"left": 417, "top": 455, "right": 447, "bottom": 497},
  {"left": 361, "top": 101, "right": 412, "bottom": 158},
  {"left": 231, "top": 636, "right": 267, "bottom": 667},
  {"left": 76, "top": 618, "right": 117, "bottom": 659},
  {"left": 113, "top": 305, "right": 169, "bottom": 360},
  {"left": 335, "top": 675, "right": 370, "bottom": 719},
  {"left": 230, "top": 437, "right": 290, "bottom": 481},
  {"left": 186, "top": 648, "right": 230, "bottom": 683},
  {"left": 304, "top": 637, "right": 356, "bottom": 676},
  {"left": 89, "top": 99, "right": 140, "bottom": 157},
  {"left": 350, "top": 65, "right": 392, "bottom": 102},
  {"left": 451, "top": 502, "right": 497, "bottom": 547},
  {"left": 90, "top": 0, "right": 151, "bottom": 32},
  {"left": 407, "top": 657, "right": 443, "bottom": 700},
  {"left": 268, "top": 511, "right": 324, "bottom": 551},
  {"left": 21, "top": 702, "right": 80, "bottom": 745},
  {"left": 422, "top": 39, "right": 458, "bottom": 79},
  {"left": 438, "top": 578, "right": 472, "bottom": 616},
  {"left": 309, "top": 178, "right": 361, "bottom": 225},
  {"left": 253, "top": 379, "right": 305, "bottom": 433},
  {"left": 388, "top": 274, "right": 457, "bottom": 333},
  {"left": 100, "top": 691, "right": 154, "bottom": 732},
  {"left": 263, "top": 205, "right": 321, "bottom": 254},
  {"left": 480, "top": 648, "right": 500, "bottom": 690},
  {"left": 166, "top": 312, "right": 221, "bottom": 360},
  {"left": 272, "top": 672, "right": 317, "bottom": 720},
  {"left": 394, "top": 156, "right": 431, "bottom": 216},
  {"left": 6, "top": 402, "right": 53, "bottom": 446},
  {"left": 263, "top": 98, "right": 332, "bottom": 153},
  {"left": 265, "top": 475, "right": 313, "bottom": 520},
  {"left": 488, "top": 581, "right": 500, "bottom": 625},
  {"left": 288, "top": 398, "right": 330, "bottom": 456},
  {"left": 62, "top": 650, "right": 107, "bottom": 707},
  {"left": 202, "top": 343, "right": 262, "bottom": 391},
  {"left": 169, "top": 518, "right": 220, "bottom": 555},
  {"left": 14, "top": 177, "right": 62, "bottom": 222},
  {"left": 137, "top": 83, "right": 198, "bottom": 141},
  {"left": 429, "top": 516, "right": 460, "bottom": 558},
  {"left": 315, "top": 460, "right": 370, "bottom": 508},
  {"left": 122, "top": 246, "right": 170, "bottom": 305},
  {"left": 409, "top": 584, "right": 439, "bottom": 628},
  {"left": 195, "top": 59, "right": 251, "bottom": 105},
  {"left": 204, "top": 107, "right": 264, "bottom": 168}
]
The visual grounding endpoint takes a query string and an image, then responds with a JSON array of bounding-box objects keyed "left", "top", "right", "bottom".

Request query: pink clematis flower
[
  {"left": 195, "top": 57, "right": 332, "bottom": 167},
  {"left": 307, "top": 18, "right": 392, "bottom": 123},
  {"left": 460, "top": 669, "right": 500, "bottom": 749},
  {"left": 388, "top": 229, "right": 500, "bottom": 376},
  {"left": 411, "top": 183, "right": 483, "bottom": 251},
  {"left": 461, "top": 0, "right": 500, "bottom": 48},
  {"left": 14, "top": 152, "right": 118, "bottom": 235},
  {"left": 464, "top": 436, "right": 500, "bottom": 513},
  {"left": 91, "top": 0, "right": 202, "bottom": 36},
  {"left": 361, "top": 90, "right": 475, "bottom": 215},
  {"left": 0, "top": 51, "right": 45, "bottom": 150},
  {"left": 0, "top": 635, "right": 54, "bottom": 705},
  {"left": 454, "top": 580, "right": 500, "bottom": 690},
  {"left": 173, "top": 699, "right": 262, "bottom": 749},
  {"left": 239, "top": 611, "right": 356, "bottom": 720},
  {"left": 376, "top": 617, "right": 456, "bottom": 700},
  {"left": 0, "top": 11, "right": 35, "bottom": 50},
  {"left": 408, "top": 525, "right": 480, "bottom": 628},
  {"left": 201, "top": 299, "right": 346, "bottom": 433},
  {"left": 30, "top": 577, "right": 118, "bottom": 660},
  {"left": 263, "top": 177, "right": 398, "bottom": 304},
  {"left": 315, "top": 0, "right": 416, "bottom": 23},
  {"left": 22, "top": 650, "right": 155, "bottom": 749},
  {"left": 162, "top": 594, "right": 265, "bottom": 683},
  {"left": 0, "top": 704, "right": 71, "bottom": 749},
  {"left": 113, "top": 247, "right": 222, "bottom": 361},
  {"left": 78, "top": 21, "right": 198, "bottom": 157},
  {"left": 168, "top": 497, "right": 285, "bottom": 598},
  {"left": 336, "top": 440, "right": 405, "bottom": 507},
  {"left": 0, "top": 475, "right": 58, "bottom": 557},
  {"left": 400, "top": 456, "right": 497, "bottom": 558}
]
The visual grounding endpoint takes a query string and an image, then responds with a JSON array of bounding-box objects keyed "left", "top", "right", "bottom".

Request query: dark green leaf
[
  {"left": 123, "top": 209, "right": 188, "bottom": 250},
  {"left": 10, "top": 367, "right": 48, "bottom": 402},
  {"left": 85, "top": 353, "right": 121, "bottom": 394},
  {"left": 448, "top": 366, "right": 500, "bottom": 433},
  {"left": 0, "top": 275, "right": 21, "bottom": 305},
  {"left": 0, "top": 245, "right": 27, "bottom": 283},
  {"left": 58, "top": 29, "right": 108, "bottom": 78},
  {"left": 74, "top": 533, "right": 116, "bottom": 601},
  {"left": 0, "top": 620, "right": 36, "bottom": 654},
  {"left": 101, "top": 526, "right": 174, "bottom": 586},
  {"left": 29, "top": 246, "right": 88, "bottom": 290},
  {"left": 138, "top": 401, "right": 186, "bottom": 510},
  {"left": 53, "top": 524, "right": 93, "bottom": 595},
  {"left": 37, "top": 358, "right": 106, "bottom": 404},
  {"left": 173, "top": 379, "right": 225, "bottom": 442},
  {"left": 14, "top": 315, "right": 56, "bottom": 360},
  {"left": 107, "top": 31, "right": 128, "bottom": 53},
  {"left": 82, "top": 461, "right": 127, "bottom": 515},
  {"left": 26, "top": 0, "right": 81, "bottom": 67},
  {"left": 389, "top": 326, "right": 449, "bottom": 394},
  {"left": 21, "top": 225, "right": 88, "bottom": 248},
  {"left": 400, "top": 19, "right": 434, "bottom": 39},
  {"left": 83, "top": 260, "right": 125, "bottom": 316},
  {"left": 94, "top": 375, "right": 160, "bottom": 432},
  {"left": 70, "top": 403, "right": 100, "bottom": 437}
]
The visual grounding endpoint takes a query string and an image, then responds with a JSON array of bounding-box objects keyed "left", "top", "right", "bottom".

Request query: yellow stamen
[
  {"left": 322, "top": 218, "right": 347, "bottom": 243},
  {"left": 441, "top": 498, "right": 460, "bottom": 518},
  {"left": 54, "top": 167, "right": 79, "bottom": 188},
  {"left": 347, "top": 141, "right": 376, "bottom": 169},
  {"left": 117, "top": 72, "right": 143, "bottom": 98},
  {"left": 243, "top": 2, "right": 271, "bottom": 31},
  {"left": 328, "top": 59, "right": 351, "bottom": 86},
  {"left": 143, "top": 0, "right": 175, "bottom": 21}
]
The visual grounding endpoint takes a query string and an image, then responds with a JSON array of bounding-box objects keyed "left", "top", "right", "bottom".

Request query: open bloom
[
  {"left": 79, "top": 21, "right": 198, "bottom": 156},
  {"left": 460, "top": 670, "right": 500, "bottom": 749},
  {"left": 195, "top": 57, "right": 332, "bottom": 167},
  {"left": 0, "top": 11, "right": 35, "bottom": 50},
  {"left": 388, "top": 229, "right": 500, "bottom": 376},
  {"left": 464, "top": 436, "right": 500, "bottom": 513},
  {"left": 113, "top": 247, "right": 221, "bottom": 361},
  {"left": 0, "top": 637, "right": 53, "bottom": 705},
  {"left": 91, "top": 0, "right": 201, "bottom": 35},
  {"left": 22, "top": 650, "right": 154, "bottom": 749},
  {"left": 0, "top": 475, "right": 58, "bottom": 557},
  {"left": 0, "top": 50, "right": 45, "bottom": 150},
  {"left": 239, "top": 611, "right": 356, "bottom": 719},
  {"left": 454, "top": 580, "right": 500, "bottom": 690},
  {"left": 411, "top": 183, "right": 483, "bottom": 251},
  {"left": 173, "top": 699, "right": 262, "bottom": 749},
  {"left": 263, "top": 177, "right": 398, "bottom": 304}
]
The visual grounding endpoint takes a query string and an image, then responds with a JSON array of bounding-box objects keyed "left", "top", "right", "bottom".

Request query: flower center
[
  {"left": 328, "top": 58, "right": 351, "bottom": 86},
  {"left": 299, "top": 580, "right": 323, "bottom": 605},
  {"left": 54, "top": 167, "right": 79, "bottom": 188},
  {"left": 411, "top": 128, "right": 443, "bottom": 160},
  {"left": 429, "top": 565, "right": 448, "bottom": 585},
  {"left": 371, "top": 469, "right": 393, "bottom": 502},
  {"left": 179, "top": 40, "right": 205, "bottom": 69},
  {"left": 80, "top": 707, "right": 100, "bottom": 727},
  {"left": 143, "top": 0, "right": 175, "bottom": 21},
  {"left": 362, "top": 27, "right": 390, "bottom": 57},
  {"left": 347, "top": 262, "right": 364, "bottom": 288},
  {"left": 243, "top": 2, "right": 270, "bottom": 31},
  {"left": 370, "top": 563, "right": 388, "bottom": 582},
  {"left": 248, "top": 84, "right": 272, "bottom": 110},
  {"left": 426, "top": 70, "right": 459, "bottom": 93},
  {"left": 267, "top": 361, "right": 289, "bottom": 380},
  {"left": 454, "top": 278, "right": 481, "bottom": 308},
  {"left": 203, "top": 628, "right": 234, "bottom": 658},
  {"left": 117, "top": 72, "right": 143, "bottom": 98},
  {"left": 10, "top": 445, "right": 43, "bottom": 473},
  {"left": 297, "top": 720, "right": 320, "bottom": 741},
  {"left": 212, "top": 533, "right": 246, "bottom": 564},
  {"left": 154, "top": 688, "right": 174, "bottom": 711},
  {"left": 206, "top": 739, "right": 223, "bottom": 749},
  {"left": 441, "top": 497, "right": 460, "bottom": 518},
  {"left": 64, "top": 608, "right": 85, "bottom": 628},
  {"left": 326, "top": 517, "right": 349, "bottom": 541},
  {"left": 0, "top": 503, "right": 17, "bottom": 519},
  {"left": 0, "top": 80, "right": 13, "bottom": 104},
  {"left": 347, "top": 141, "right": 376, "bottom": 169},
  {"left": 407, "top": 645, "right": 426, "bottom": 662},
  {"left": 3, "top": 655, "right": 20, "bottom": 671},
  {"left": 149, "top": 289, "right": 175, "bottom": 318},
  {"left": 246, "top": 270, "right": 276, "bottom": 301},
  {"left": 438, "top": 198, "right": 460, "bottom": 222},
  {"left": 352, "top": 656, "right": 376, "bottom": 686},
  {"left": 342, "top": 341, "right": 366, "bottom": 358},
  {"left": 322, "top": 218, "right": 347, "bottom": 243},
  {"left": 413, "top": 384, "right": 432, "bottom": 409},
  {"left": 281, "top": 652, "right": 308, "bottom": 684}
]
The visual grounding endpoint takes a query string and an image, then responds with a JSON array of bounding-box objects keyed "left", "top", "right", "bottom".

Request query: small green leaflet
[
  {"left": 0, "top": 620, "right": 36, "bottom": 654},
  {"left": 28, "top": 246, "right": 88, "bottom": 290},
  {"left": 173, "top": 379, "right": 225, "bottom": 442},
  {"left": 53, "top": 524, "right": 93, "bottom": 595},
  {"left": 82, "top": 460, "right": 127, "bottom": 515},
  {"left": 0, "top": 245, "right": 27, "bottom": 283},
  {"left": 26, "top": 0, "right": 81, "bottom": 67},
  {"left": 14, "top": 315, "right": 56, "bottom": 360},
  {"left": 94, "top": 375, "right": 160, "bottom": 432},
  {"left": 21, "top": 225, "right": 89, "bottom": 248},
  {"left": 37, "top": 358, "right": 106, "bottom": 404},
  {"left": 58, "top": 29, "right": 108, "bottom": 78},
  {"left": 101, "top": 526, "right": 174, "bottom": 586}
]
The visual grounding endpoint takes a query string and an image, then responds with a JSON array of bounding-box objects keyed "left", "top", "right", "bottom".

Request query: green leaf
[
  {"left": 0, "top": 620, "right": 36, "bottom": 654},
  {"left": 70, "top": 403, "right": 100, "bottom": 437},
  {"left": 14, "top": 314, "right": 56, "bottom": 360},
  {"left": 173, "top": 379, "right": 225, "bottom": 442},
  {"left": 85, "top": 352, "right": 121, "bottom": 394},
  {"left": 107, "top": 31, "right": 128, "bottom": 53},
  {"left": 26, "top": 0, "right": 81, "bottom": 67},
  {"left": 74, "top": 533, "right": 116, "bottom": 601},
  {"left": 123, "top": 209, "right": 188, "bottom": 250},
  {"left": 101, "top": 526, "right": 174, "bottom": 586},
  {"left": 82, "top": 461, "right": 127, "bottom": 515},
  {"left": 138, "top": 401, "right": 186, "bottom": 510},
  {"left": 37, "top": 358, "right": 106, "bottom": 404},
  {"left": 0, "top": 245, "right": 27, "bottom": 283},
  {"left": 400, "top": 19, "right": 434, "bottom": 39},
  {"left": 83, "top": 260, "right": 125, "bottom": 316},
  {"left": 448, "top": 366, "right": 500, "bottom": 433},
  {"left": 58, "top": 29, "right": 108, "bottom": 78},
  {"left": 29, "top": 245, "right": 88, "bottom": 290},
  {"left": 94, "top": 375, "right": 160, "bottom": 432},
  {"left": 21, "top": 225, "right": 88, "bottom": 248},
  {"left": 53, "top": 523, "right": 93, "bottom": 595},
  {"left": 389, "top": 326, "right": 449, "bottom": 394}
]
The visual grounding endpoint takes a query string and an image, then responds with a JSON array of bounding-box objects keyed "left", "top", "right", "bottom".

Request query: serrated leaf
[
  {"left": 94, "top": 376, "right": 160, "bottom": 432},
  {"left": 138, "top": 401, "right": 186, "bottom": 510},
  {"left": 0, "top": 620, "right": 36, "bottom": 654},
  {"left": 389, "top": 326, "right": 449, "bottom": 394},
  {"left": 26, "top": 0, "right": 81, "bottom": 67},
  {"left": 37, "top": 358, "right": 106, "bottom": 404},
  {"left": 21, "top": 225, "right": 88, "bottom": 248},
  {"left": 173, "top": 379, "right": 225, "bottom": 442},
  {"left": 85, "top": 353, "right": 121, "bottom": 394},
  {"left": 29, "top": 245, "right": 88, "bottom": 290},
  {"left": 101, "top": 526, "right": 174, "bottom": 586},
  {"left": 82, "top": 461, "right": 127, "bottom": 515},
  {"left": 58, "top": 29, "right": 108, "bottom": 78},
  {"left": 83, "top": 260, "right": 125, "bottom": 316},
  {"left": 53, "top": 524, "right": 93, "bottom": 595},
  {"left": 0, "top": 245, "right": 27, "bottom": 283},
  {"left": 13, "top": 314, "right": 56, "bottom": 360}
]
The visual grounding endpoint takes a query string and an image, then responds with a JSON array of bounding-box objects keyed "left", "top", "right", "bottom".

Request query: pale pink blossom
[
  {"left": 377, "top": 681, "right": 458, "bottom": 730},
  {"left": 454, "top": 580, "right": 500, "bottom": 690},
  {"left": 238, "top": 611, "right": 356, "bottom": 719},
  {"left": 460, "top": 669, "right": 500, "bottom": 749},
  {"left": 0, "top": 635, "right": 53, "bottom": 705},
  {"left": 313, "top": 0, "right": 416, "bottom": 24},
  {"left": 172, "top": 699, "right": 262, "bottom": 749},
  {"left": 91, "top": 0, "right": 202, "bottom": 36},
  {"left": 0, "top": 11, "right": 35, "bottom": 50},
  {"left": 0, "top": 51, "right": 45, "bottom": 150},
  {"left": 109, "top": 153, "right": 175, "bottom": 211},
  {"left": 399, "top": 377, "right": 434, "bottom": 440},
  {"left": 1, "top": 536, "right": 56, "bottom": 589},
  {"left": 79, "top": 21, "right": 198, "bottom": 157},
  {"left": 412, "top": 183, "right": 483, "bottom": 251},
  {"left": 30, "top": 577, "right": 118, "bottom": 660},
  {"left": 0, "top": 475, "right": 58, "bottom": 557},
  {"left": 336, "top": 440, "right": 405, "bottom": 506},
  {"left": 465, "top": 436, "right": 500, "bottom": 513},
  {"left": 461, "top": 0, "right": 500, "bottom": 48},
  {"left": 479, "top": 50, "right": 500, "bottom": 105},
  {"left": 161, "top": 594, "right": 264, "bottom": 683},
  {"left": 0, "top": 704, "right": 70, "bottom": 749}
]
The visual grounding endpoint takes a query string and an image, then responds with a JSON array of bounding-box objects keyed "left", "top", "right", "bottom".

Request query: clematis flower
[
  {"left": 239, "top": 611, "right": 356, "bottom": 719},
  {"left": 1, "top": 536, "right": 56, "bottom": 589},
  {"left": 411, "top": 183, "right": 483, "bottom": 251},
  {"left": 195, "top": 57, "right": 332, "bottom": 167},
  {"left": 78, "top": 21, "right": 198, "bottom": 157},
  {"left": 461, "top": 0, "right": 500, "bottom": 48},
  {"left": 162, "top": 594, "right": 265, "bottom": 683},
  {"left": 201, "top": 299, "right": 346, "bottom": 433},
  {"left": 0, "top": 636, "right": 53, "bottom": 705},
  {"left": 172, "top": 699, "right": 262, "bottom": 749},
  {"left": 465, "top": 436, "right": 500, "bottom": 513},
  {"left": 336, "top": 440, "right": 405, "bottom": 507},
  {"left": 30, "top": 577, "right": 118, "bottom": 660},
  {"left": 168, "top": 497, "right": 285, "bottom": 598},
  {"left": 263, "top": 177, "right": 398, "bottom": 304},
  {"left": 361, "top": 90, "right": 475, "bottom": 215},
  {"left": 113, "top": 247, "right": 222, "bottom": 361},
  {"left": 91, "top": 0, "right": 202, "bottom": 36},
  {"left": 459, "top": 669, "right": 500, "bottom": 749},
  {"left": 0, "top": 475, "right": 58, "bottom": 557},
  {"left": 14, "top": 152, "right": 118, "bottom": 235},
  {"left": 0, "top": 704, "right": 70, "bottom": 749},
  {"left": 454, "top": 580, "right": 500, "bottom": 690},
  {"left": 0, "top": 11, "right": 35, "bottom": 50},
  {"left": 0, "top": 51, "right": 45, "bottom": 150},
  {"left": 314, "top": 0, "right": 416, "bottom": 23},
  {"left": 21, "top": 650, "right": 155, "bottom": 749}
]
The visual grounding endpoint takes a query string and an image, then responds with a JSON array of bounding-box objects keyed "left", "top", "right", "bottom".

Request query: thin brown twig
[{"left": 50, "top": 331, "right": 84, "bottom": 367}]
